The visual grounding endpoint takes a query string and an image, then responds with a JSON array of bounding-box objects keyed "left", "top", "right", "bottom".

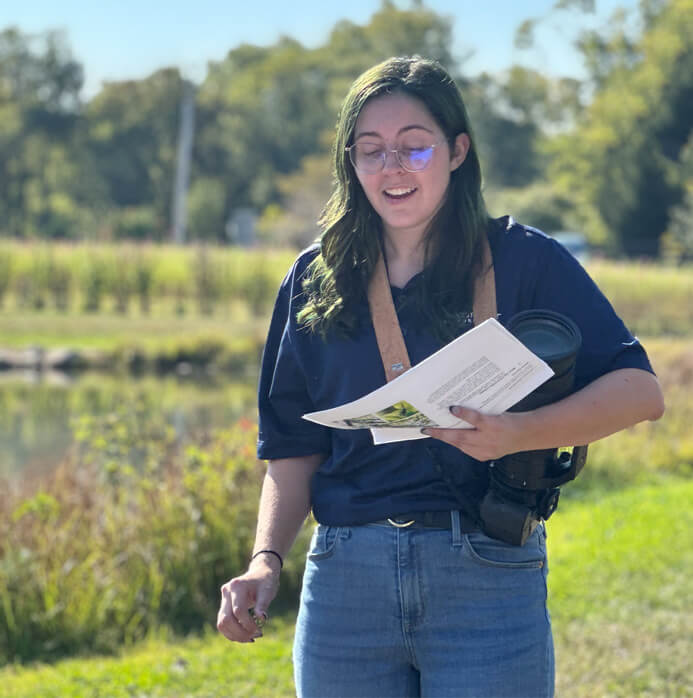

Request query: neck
[{"left": 382, "top": 228, "right": 427, "bottom": 288}]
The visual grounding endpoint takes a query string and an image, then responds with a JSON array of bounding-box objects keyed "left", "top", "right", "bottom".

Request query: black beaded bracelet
[{"left": 251, "top": 549, "right": 283, "bottom": 569}]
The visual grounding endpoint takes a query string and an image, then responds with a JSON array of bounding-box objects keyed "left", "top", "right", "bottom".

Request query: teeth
[{"left": 385, "top": 187, "right": 415, "bottom": 196}]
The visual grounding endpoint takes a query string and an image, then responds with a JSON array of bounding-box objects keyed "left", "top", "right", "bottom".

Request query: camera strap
[
  {"left": 366, "top": 233, "right": 497, "bottom": 526},
  {"left": 367, "top": 232, "right": 496, "bottom": 380}
]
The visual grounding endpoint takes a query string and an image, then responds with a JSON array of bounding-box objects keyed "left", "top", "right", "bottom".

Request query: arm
[
  {"left": 424, "top": 368, "right": 665, "bottom": 461},
  {"left": 217, "top": 453, "right": 323, "bottom": 643}
]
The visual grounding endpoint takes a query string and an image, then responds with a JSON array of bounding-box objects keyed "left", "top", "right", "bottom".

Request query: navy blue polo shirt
[{"left": 257, "top": 217, "right": 653, "bottom": 526}]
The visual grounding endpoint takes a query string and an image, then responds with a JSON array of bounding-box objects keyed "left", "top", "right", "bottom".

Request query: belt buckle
[{"left": 387, "top": 517, "right": 415, "bottom": 528}]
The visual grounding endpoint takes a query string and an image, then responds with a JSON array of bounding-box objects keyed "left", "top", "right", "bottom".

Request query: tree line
[{"left": 0, "top": 0, "right": 690, "bottom": 258}]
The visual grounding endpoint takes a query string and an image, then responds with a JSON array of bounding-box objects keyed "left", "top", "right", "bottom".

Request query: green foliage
[
  {"left": 110, "top": 206, "right": 158, "bottom": 241},
  {"left": 86, "top": 69, "right": 183, "bottom": 238},
  {"left": 186, "top": 178, "right": 226, "bottom": 241},
  {"left": 2, "top": 2, "right": 692, "bottom": 255},
  {"left": 661, "top": 132, "right": 693, "bottom": 262},
  {"left": 547, "top": 0, "right": 693, "bottom": 255},
  {"left": 0, "top": 246, "right": 11, "bottom": 306},
  {"left": 485, "top": 182, "right": 575, "bottom": 233},
  {"left": 0, "top": 415, "right": 311, "bottom": 665},
  {"left": 0, "top": 28, "right": 107, "bottom": 240}
]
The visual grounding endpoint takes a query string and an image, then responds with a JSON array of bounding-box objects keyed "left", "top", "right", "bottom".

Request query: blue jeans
[{"left": 294, "top": 516, "right": 554, "bottom": 698}]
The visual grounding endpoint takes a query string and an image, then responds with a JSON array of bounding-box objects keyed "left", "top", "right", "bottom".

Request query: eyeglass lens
[{"left": 349, "top": 144, "right": 435, "bottom": 173}]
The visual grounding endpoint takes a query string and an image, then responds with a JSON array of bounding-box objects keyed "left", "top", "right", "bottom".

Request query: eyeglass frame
[{"left": 345, "top": 139, "right": 446, "bottom": 174}]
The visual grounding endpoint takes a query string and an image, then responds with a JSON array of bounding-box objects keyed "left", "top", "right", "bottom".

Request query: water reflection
[{"left": 0, "top": 369, "right": 258, "bottom": 480}]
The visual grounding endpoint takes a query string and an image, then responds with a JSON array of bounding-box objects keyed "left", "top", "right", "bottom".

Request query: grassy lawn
[
  {"left": 2, "top": 479, "right": 691, "bottom": 698},
  {"left": 0, "top": 621, "right": 296, "bottom": 698}
]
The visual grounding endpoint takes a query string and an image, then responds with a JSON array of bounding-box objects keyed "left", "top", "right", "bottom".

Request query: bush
[{"left": 0, "top": 414, "right": 308, "bottom": 664}]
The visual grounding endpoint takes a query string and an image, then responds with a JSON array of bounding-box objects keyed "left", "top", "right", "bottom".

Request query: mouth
[{"left": 383, "top": 186, "right": 417, "bottom": 201}]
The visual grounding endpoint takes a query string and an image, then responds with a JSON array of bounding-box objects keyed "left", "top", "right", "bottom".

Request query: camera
[{"left": 479, "top": 310, "right": 588, "bottom": 546}]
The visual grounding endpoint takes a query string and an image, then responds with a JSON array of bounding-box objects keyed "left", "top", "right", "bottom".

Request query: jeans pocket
[
  {"left": 307, "top": 525, "right": 342, "bottom": 561},
  {"left": 463, "top": 527, "right": 546, "bottom": 569}
]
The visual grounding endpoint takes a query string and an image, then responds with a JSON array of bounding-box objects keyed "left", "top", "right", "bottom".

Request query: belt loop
[{"left": 451, "top": 510, "right": 462, "bottom": 547}]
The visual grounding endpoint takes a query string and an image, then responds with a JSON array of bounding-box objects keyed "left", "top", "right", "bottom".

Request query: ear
[{"left": 449, "top": 133, "right": 470, "bottom": 172}]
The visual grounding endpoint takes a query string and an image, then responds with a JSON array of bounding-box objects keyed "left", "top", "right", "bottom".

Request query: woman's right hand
[{"left": 216, "top": 556, "right": 281, "bottom": 643}]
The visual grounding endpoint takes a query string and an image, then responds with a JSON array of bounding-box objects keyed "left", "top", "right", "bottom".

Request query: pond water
[{"left": 0, "top": 369, "right": 258, "bottom": 481}]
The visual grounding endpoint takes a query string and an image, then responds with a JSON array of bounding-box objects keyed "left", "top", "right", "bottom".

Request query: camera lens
[
  {"left": 507, "top": 310, "right": 582, "bottom": 411},
  {"left": 508, "top": 309, "right": 581, "bottom": 375}
]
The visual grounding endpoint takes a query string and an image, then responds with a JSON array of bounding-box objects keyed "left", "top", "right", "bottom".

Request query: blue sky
[{"left": 1, "top": 0, "right": 637, "bottom": 96}]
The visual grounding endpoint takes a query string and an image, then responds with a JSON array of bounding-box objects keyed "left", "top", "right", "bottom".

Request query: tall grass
[
  {"left": 0, "top": 241, "right": 296, "bottom": 318},
  {"left": 0, "top": 241, "right": 691, "bottom": 335},
  {"left": 588, "top": 260, "right": 693, "bottom": 336},
  {"left": 0, "top": 410, "right": 309, "bottom": 665}
]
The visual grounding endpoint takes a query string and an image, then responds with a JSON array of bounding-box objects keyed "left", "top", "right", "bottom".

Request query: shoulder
[
  {"left": 488, "top": 216, "right": 597, "bottom": 320},
  {"left": 489, "top": 215, "right": 583, "bottom": 286},
  {"left": 490, "top": 216, "right": 568, "bottom": 262}
]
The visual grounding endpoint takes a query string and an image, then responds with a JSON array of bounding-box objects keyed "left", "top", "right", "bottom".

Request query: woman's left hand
[{"left": 422, "top": 406, "right": 528, "bottom": 461}]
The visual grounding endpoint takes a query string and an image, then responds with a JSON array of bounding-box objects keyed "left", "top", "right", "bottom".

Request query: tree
[
  {"left": 661, "top": 132, "right": 693, "bottom": 261},
  {"left": 547, "top": 0, "right": 693, "bottom": 256},
  {"left": 86, "top": 68, "right": 184, "bottom": 239},
  {"left": 0, "top": 27, "right": 103, "bottom": 238}
]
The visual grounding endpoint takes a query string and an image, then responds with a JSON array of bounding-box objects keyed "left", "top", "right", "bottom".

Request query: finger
[
  {"left": 449, "top": 405, "right": 483, "bottom": 426},
  {"left": 231, "top": 599, "right": 260, "bottom": 636},
  {"left": 422, "top": 427, "right": 490, "bottom": 459},
  {"left": 219, "top": 585, "right": 261, "bottom": 641},
  {"left": 217, "top": 598, "right": 259, "bottom": 642},
  {"left": 226, "top": 579, "right": 260, "bottom": 634},
  {"left": 422, "top": 428, "right": 466, "bottom": 451}
]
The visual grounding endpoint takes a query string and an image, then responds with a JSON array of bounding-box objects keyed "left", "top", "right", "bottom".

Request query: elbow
[
  {"left": 648, "top": 393, "right": 666, "bottom": 422},
  {"left": 645, "top": 376, "right": 666, "bottom": 422}
]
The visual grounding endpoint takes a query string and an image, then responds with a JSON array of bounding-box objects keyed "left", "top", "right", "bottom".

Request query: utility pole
[{"left": 171, "top": 78, "right": 196, "bottom": 244}]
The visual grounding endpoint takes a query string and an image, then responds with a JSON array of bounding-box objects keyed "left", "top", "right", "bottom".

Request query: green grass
[
  {"left": 550, "top": 481, "right": 693, "bottom": 697},
  {"left": 2, "top": 479, "right": 691, "bottom": 698},
  {"left": 0, "top": 621, "right": 296, "bottom": 698}
]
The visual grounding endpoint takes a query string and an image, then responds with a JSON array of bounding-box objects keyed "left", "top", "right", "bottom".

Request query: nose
[{"left": 382, "top": 149, "right": 404, "bottom": 173}]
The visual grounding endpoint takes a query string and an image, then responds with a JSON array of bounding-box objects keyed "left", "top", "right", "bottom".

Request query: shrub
[{"left": 0, "top": 414, "right": 307, "bottom": 664}]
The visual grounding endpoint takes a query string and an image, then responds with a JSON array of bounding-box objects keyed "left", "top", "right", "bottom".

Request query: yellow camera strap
[{"left": 367, "top": 233, "right": 496, "bottom": 383}]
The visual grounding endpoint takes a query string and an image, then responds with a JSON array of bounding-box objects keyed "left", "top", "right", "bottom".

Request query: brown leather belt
[{"left": 371, "top": 511, "right": 477, "bottom": 531}]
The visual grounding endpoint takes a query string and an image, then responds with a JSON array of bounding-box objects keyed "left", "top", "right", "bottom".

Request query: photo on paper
[{"left": 343, "top": 400, "right": 436, "bottom": 428}]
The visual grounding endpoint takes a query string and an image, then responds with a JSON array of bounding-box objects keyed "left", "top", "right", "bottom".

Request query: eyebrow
[{"left": 354, "top": 124, "right": 435, "bottom": 141}]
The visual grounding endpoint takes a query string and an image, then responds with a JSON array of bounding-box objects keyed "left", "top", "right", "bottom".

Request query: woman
[{"left": 217, "top": 56, "right": 664, "bottom": 698}]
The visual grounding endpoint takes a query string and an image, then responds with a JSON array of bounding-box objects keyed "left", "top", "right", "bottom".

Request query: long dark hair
[{"left": 298, "top": 55, "right": 490, "bottom": 342}]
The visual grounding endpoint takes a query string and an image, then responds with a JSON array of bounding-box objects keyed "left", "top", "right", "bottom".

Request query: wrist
[
  {"left": 250, "top": 549, "right": 283, "bottom": 573},
  {"left": 511, "top": 409, "right": 540, "bottom": 453}
]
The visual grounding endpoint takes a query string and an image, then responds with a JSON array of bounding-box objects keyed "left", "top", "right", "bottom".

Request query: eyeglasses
[{"left": 346, "top": 140, "right": 444, "bottom": 174}]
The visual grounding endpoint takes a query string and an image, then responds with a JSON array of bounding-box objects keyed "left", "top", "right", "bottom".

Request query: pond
[{"left": 0, "top": 368, "right": 259, "bottom": 481}]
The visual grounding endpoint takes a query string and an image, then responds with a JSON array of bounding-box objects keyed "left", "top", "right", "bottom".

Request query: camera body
[
  {"left": 479, "top": 310, "right": 587, "bottom": 546},
  {"left": 480, "top": 445, "right": 587, "bottom": 545}
]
